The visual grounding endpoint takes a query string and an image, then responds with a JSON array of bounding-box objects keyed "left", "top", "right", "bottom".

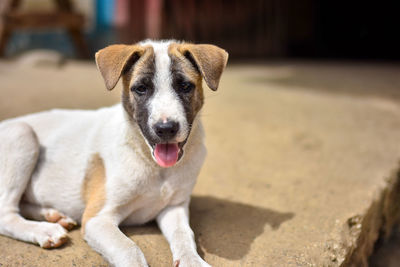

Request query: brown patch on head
[
  {"left": 175, "top": 43, "right": 228, "bottom": 91},
  {"left": 121, "top": 46, "right": 155, "bottom": 120},
  {"left": 169, "top": 43, "right": 205, "bottom": 121},
  {"left": 95, "top": 44, "right": 147, "bottom": 91},
  {"left": 81, "top": 154, "right": 106, "bottom": 234}
]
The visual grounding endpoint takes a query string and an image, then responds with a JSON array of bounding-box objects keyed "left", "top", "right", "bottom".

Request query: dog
[{"left": 0, "top": 40, "right": 228, "bottom": 267}]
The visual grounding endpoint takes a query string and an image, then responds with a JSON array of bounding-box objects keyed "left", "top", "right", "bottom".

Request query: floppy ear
[
  {"left": 95, "top": 44, "right": 145, "bottom": 91},
  {"left": 178, "top": 44, "right": 228, "bottom": 91}
]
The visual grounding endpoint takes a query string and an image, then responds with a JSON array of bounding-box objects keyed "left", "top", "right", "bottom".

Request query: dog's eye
[
  {"left": 132, "top": 85, "right": 147, "bottom": 95},
  {"left": 180, "top": 82, "right": 194, "bottom": 93}
]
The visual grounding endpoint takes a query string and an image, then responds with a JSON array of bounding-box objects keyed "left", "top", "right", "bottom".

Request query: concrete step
[{"left": 0, "top": 59, "right": 400, "bottom": 266}]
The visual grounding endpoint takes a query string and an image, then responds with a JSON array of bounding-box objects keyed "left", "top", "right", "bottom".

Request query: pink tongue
[{"left": 154, "top": 143, "right": 179, "bottom": 167}]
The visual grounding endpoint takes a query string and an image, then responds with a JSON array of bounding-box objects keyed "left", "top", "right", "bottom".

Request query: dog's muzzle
[{"left": 150, "top": 120, "right": 186, "bottom": 168}]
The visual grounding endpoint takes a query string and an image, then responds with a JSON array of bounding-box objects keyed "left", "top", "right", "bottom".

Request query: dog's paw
[
  {"left": 174, "top": 256, "right": 211, "bottom": 267},
  {"left": 44, "top": 208, "right": 77, "bottom": 231},
  {"left": 34, "top": 222, "right": 68, "bottom": 249}
]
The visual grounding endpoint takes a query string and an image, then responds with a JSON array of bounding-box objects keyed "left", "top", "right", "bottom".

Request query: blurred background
[{"left": 1, "top": 0, "right": 399, "bottom": 60}]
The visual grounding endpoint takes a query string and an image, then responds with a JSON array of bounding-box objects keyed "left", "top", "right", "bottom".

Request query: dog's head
[{"left": 95, "top": 40, "right": 228, "bottom": 168}]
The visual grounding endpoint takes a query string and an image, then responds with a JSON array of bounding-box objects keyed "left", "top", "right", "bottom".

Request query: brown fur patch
[
  {"left": 121, "top": 45, "right": 155, "bottom": 120},
  {"left": 81, "top": 154, "right": 106, "bottom": 234},
  {"left": 169, "top": 43, "right": 204, "bottom": 117},
  {"left": 174, "top": 43, "right": 228, "bottom": 91},
  {"left": 96, "top": 44, "right": 146, "bottom": 91}
]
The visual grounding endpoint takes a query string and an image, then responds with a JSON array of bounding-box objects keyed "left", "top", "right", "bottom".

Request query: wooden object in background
[{"left": 0, "top": 0, "right": 89, "bottom": 58}]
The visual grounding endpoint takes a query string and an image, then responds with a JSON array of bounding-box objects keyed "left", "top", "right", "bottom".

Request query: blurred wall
[
  {"left": 3, "top": 0, "right": 399, "bottom": 60},
  {"left": 116, "top": 0, "right": 289, "bottom": 58}
]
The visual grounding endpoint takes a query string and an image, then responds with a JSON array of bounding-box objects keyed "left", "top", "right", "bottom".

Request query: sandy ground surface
[{"left": 0, "top": 57, "right": 400, "bottom": 266}]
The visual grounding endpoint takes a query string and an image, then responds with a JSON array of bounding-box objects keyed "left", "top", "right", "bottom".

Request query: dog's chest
[
  {"left": 121, "top": 169, "right": 193, "bottom": 225},
  {"left": 151, "top": 170, "right": 192, "bottom": 203},
  {"left": 159, "top": 180, "right": 174, "bottom": 202},
  {"left": 145, "top": 172, "right": 179, "bottom": 204}
]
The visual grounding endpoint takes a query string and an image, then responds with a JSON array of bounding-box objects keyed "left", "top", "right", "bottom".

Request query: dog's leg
[
  {"left": 83, "top": 214, "right": 148, "bottom": 267},
  {"left": 157, "top": 202, "right": 211, "bottom": 267},
  {"left": 20, "top": 202, "right": 77, "bottom": 230},
  {"left": 0, "top": 122, "right": 68, "bottom": 248}
]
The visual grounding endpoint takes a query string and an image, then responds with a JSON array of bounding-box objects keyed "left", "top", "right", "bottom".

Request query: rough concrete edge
[{"left": 324, "top": 166, "right": 400, "bottom": 267}]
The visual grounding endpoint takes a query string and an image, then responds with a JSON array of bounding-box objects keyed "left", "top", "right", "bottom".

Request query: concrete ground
[{"left": 0, "top": 55, "right": 400, "bottom": 266}]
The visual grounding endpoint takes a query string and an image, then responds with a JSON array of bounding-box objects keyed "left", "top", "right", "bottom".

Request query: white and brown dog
[{"left": 0, "top": 40, "right": 228, "bottom": 266}]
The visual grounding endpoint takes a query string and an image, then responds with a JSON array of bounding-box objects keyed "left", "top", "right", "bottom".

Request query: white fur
[
  {"left": 0, "top": 40, "right": 210, "bottom": 267},
  {"left": 137, "top": 40, "right": 189, "bottom": 143}
]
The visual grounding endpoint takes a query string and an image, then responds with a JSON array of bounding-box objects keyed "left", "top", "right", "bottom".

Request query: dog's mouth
[{"left": 151, "top": 142, "right": 185, "bottom": 168}]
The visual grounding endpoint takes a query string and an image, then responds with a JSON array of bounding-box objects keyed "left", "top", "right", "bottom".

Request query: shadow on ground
[
  {"left": 190, "top": 196, "right": 294, "bottom": 260},
  {"left": 122, "top": 196, "right": 294, "bottom": 261},
  {"left": 369, "top": 226, "right": 400, "bottom": 267}
]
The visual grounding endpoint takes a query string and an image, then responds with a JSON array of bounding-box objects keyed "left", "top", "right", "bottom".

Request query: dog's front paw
[
  {"left": 174, "top": 255, "right": 211, "bottom": 267},
  {"left": 35, "top": 222, "right": 68, "bottom": 249}
]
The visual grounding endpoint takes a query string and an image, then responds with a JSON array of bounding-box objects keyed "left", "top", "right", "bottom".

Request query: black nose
[{"left": 154, "top": 121, "right": 179, "bottom": 140}]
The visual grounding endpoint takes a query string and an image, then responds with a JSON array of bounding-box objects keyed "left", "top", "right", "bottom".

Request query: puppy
[{"left": 0, "top": 40, "right": 228, "bottom": 266}]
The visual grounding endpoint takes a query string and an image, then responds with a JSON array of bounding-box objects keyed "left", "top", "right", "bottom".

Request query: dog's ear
[
  {"left": 178, "top": 44, "right": 228, "bottom": 91},
  {"left": 95, "top": 44, "right": 146, "bottom": 91}
]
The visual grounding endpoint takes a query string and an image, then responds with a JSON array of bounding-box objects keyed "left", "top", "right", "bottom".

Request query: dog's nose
[{"left": 154, "top": 120, "right": 179, "bottom": 140}]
